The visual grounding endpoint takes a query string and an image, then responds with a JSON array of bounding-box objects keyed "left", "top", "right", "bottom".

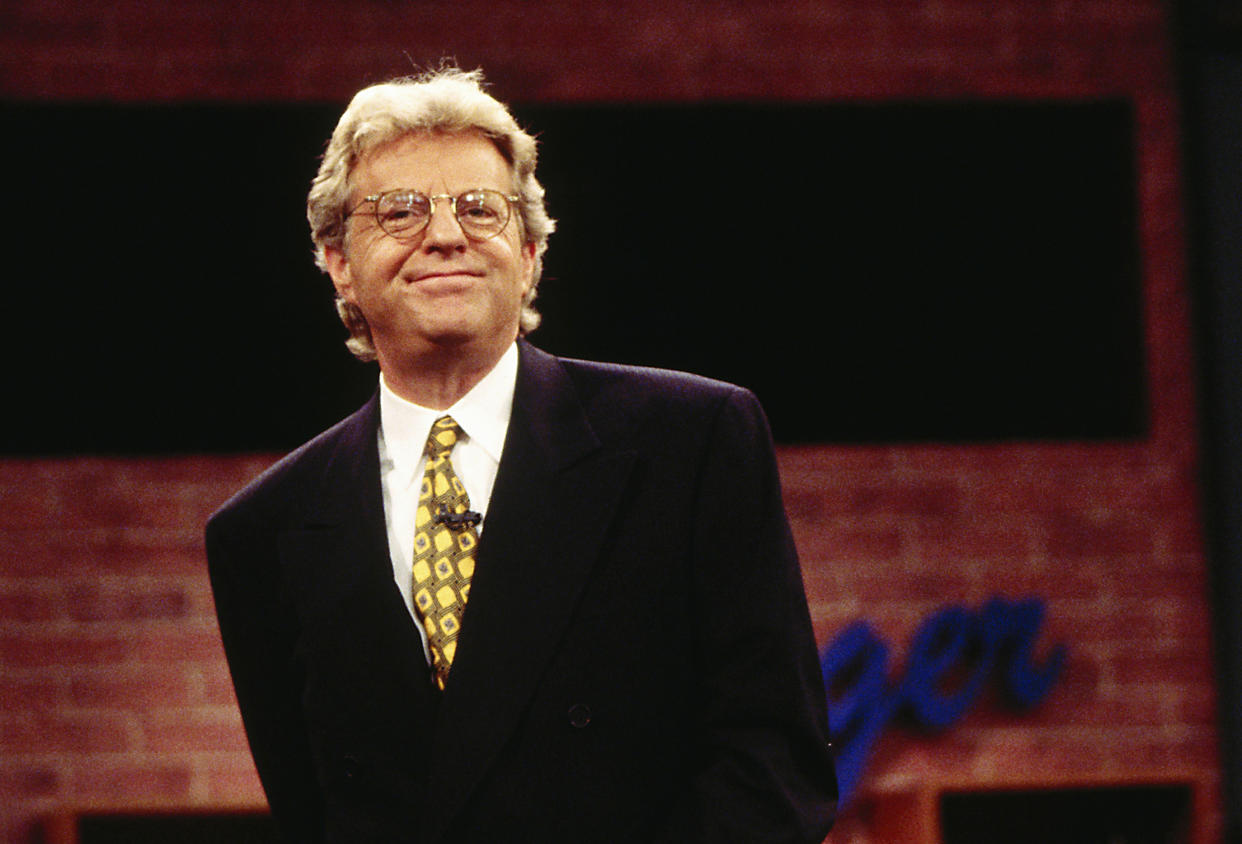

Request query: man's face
[{"left": 325, "top": 132, "right": 536, "bottom": 367}]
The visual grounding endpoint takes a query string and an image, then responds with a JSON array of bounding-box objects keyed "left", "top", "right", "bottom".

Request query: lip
[{"left": 410, "top": 269, "right": 484, "bottom": 284}]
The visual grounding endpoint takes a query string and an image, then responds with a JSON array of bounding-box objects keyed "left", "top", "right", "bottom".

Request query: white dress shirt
[{"left": 376, "top": 342, "right": 518, "bottom": 662}]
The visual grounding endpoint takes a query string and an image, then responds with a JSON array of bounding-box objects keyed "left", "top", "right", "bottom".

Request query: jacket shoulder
[
  {"left": 561, "top": 352, "right": 760, "bottom": 403},
  {"left": 549, "top": 355, "right": 769, "bottom": 447},
  {"left": 206, "top": 397, "right": 376, "bottom": 536},
  {"left": 557, "top": 356, "right": 750, "bottom": 408}
]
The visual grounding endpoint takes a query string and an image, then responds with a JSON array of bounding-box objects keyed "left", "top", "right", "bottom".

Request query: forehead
[{"left": 350, "top": 131, "right": 513, "bottom": 197}]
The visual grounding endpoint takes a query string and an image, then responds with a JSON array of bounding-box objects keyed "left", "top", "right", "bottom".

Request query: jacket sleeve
[
  {"left": 206, "top": 507, "right": 328, "bottom": 844},
  {"left": 651, "top": 387, "right": 838, "bottom": 844}
]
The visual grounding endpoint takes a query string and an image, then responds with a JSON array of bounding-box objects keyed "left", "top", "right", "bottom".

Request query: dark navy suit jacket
[{"left": 206, "top": 340, "right": 837, "bottom": 843}]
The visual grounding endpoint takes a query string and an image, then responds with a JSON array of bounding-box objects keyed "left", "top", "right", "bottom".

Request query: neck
[{"left": 378, "top": 339, "right": 512, "bottom": 410}]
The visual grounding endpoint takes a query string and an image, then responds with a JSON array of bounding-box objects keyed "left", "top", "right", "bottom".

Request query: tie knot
[{"left": 425, "top": 415, "right": 463, "bottom": 459}]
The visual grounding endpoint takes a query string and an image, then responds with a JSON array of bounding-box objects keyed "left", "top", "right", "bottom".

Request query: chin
[{"left": 423, "top": 325, "right": 506, "bottom": 352}]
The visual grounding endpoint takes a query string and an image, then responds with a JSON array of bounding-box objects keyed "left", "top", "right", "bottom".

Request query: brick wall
[{"left": 0, "top": 0, "right": 1216, "bottom": 842}]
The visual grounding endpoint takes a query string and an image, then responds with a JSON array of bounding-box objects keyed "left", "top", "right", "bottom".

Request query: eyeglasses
[{"left": 344, "top": 188, "right": 520, "bottom": 242}]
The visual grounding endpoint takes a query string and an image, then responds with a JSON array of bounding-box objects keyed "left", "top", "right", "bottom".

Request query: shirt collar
[{"left": 378, "top": 342, "right": 519, "bottom": 478}]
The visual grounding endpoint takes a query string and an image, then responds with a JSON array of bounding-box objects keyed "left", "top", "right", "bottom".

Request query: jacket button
[{"left": 567, "top": 703, "right": 592, "bottom": 728}]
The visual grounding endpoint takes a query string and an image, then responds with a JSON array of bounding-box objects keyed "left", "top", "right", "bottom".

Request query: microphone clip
[{"left": 434, "top": 503, "right": 481, "bottom": 531}]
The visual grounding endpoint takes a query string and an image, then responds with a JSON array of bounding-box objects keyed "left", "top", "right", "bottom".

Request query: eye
[
  {"left": 376, "top": 191, "right": 430, "bottom": 230},
  {"left": 457, "top": 192, "right": 503, "bottom": 223}
]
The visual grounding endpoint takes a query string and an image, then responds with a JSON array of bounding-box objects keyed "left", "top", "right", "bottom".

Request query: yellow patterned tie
[{"left": 411, "top": 415, "right": 479, "bottom": 690}]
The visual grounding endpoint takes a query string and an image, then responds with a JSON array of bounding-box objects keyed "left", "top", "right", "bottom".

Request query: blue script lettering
[{"left": 820, "top": 596, "right": 1066, "bottom": 807}]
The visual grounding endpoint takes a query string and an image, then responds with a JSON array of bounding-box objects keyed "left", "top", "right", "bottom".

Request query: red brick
[
  {"left": 201, "top": 759, "right": 267, "bottom": 806},
  {"left": 795, "top": 525, "right": 905, "bottom": 566},
  {"left": 140, "top": 710, "right": 250, "bottom": 754},
  {"left": 195, "top": 663, "right": 242, "bottom": 707},
  {"left": 0, "top": 763, "right": 61, "bottom": 799},
  {"left": 71, "top": 760, "right": 194, "bottom": 803},
  {"left": 56, "top": 470, "right": 189, "bottom": 531},
  {"left": 781, "top": 487, "right": 829, "bottom": 522},
  {"left": 76, "top": 530, "right": 208, "bottom": 576},
  {"left": 0, "top": 633, "right": 133, "bottom": 668},
  {"left": 0, "top": 528, "right": 208, "bottom": 577},
  {"left": 1107, "top": 648, "right": 1216, "bottom": 686},
  {"left": 1044, "top": 509, "right": 1159, "bottom": 558},
  {"left": 847, "top": 482, "right": 965, "bottom": 519},
  {"left": 66, "top": 581, "right": 193, "bottom": 623},
  {"left": 0, "top": 675, "right": 68, "bottom": 710},
  {"left": 0, "top": 711, "right": 131, "bottom": 754},
  {"left": 987, "top": 561, "right": 1102, "bottom": 600},
  {"left": 911, "top": 521, "right": 1038, "bottom": 564},
  {"left": 0, "top": 584, "right": 60, "bottom": 623},
  {"left": 129, "top": 628, "right": 227, "bottom": 664},
  {"left": 69, "top": 665, "right": 196, "bottom": 709},
  {"left": 0, "top": 468, "right": 60, "bottom": 529}
]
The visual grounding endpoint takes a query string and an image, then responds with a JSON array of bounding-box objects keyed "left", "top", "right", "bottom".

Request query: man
[{"left": 206, "top": 66, "right": 837, "bottom": 843}]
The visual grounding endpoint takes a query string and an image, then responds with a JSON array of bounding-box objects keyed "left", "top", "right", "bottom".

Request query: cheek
[{"left": 354, "top": 239, "right": 413, "bottom": 283}]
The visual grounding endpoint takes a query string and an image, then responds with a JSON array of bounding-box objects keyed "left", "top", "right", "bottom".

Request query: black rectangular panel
[{"left": 0, "top": 100, "right": 1144, "bottom": 452}]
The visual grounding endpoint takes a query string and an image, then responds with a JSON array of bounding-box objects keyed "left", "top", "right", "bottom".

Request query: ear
[
  {"left": 324, "top": 244, "right": 357, "bottom": 304},
  {"left": 520, "top": 241, "right": 537, "bottom": 296}
]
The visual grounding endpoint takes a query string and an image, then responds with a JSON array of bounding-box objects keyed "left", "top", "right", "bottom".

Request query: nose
[{"left": 421, "top": 197, "right": 468, "bottom": 253}]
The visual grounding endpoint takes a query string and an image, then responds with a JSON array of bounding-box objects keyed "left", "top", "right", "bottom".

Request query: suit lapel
[
  {"left": 277, "top": 395, "right": 438, "bottom": 716},
  {"left": 425, "top": 343, "right": 636, "bottom": 838}
]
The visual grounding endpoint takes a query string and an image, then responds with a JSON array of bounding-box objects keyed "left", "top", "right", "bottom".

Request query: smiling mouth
[{"left": 412, "top": 270, "right": 482, "bottom": 283}]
